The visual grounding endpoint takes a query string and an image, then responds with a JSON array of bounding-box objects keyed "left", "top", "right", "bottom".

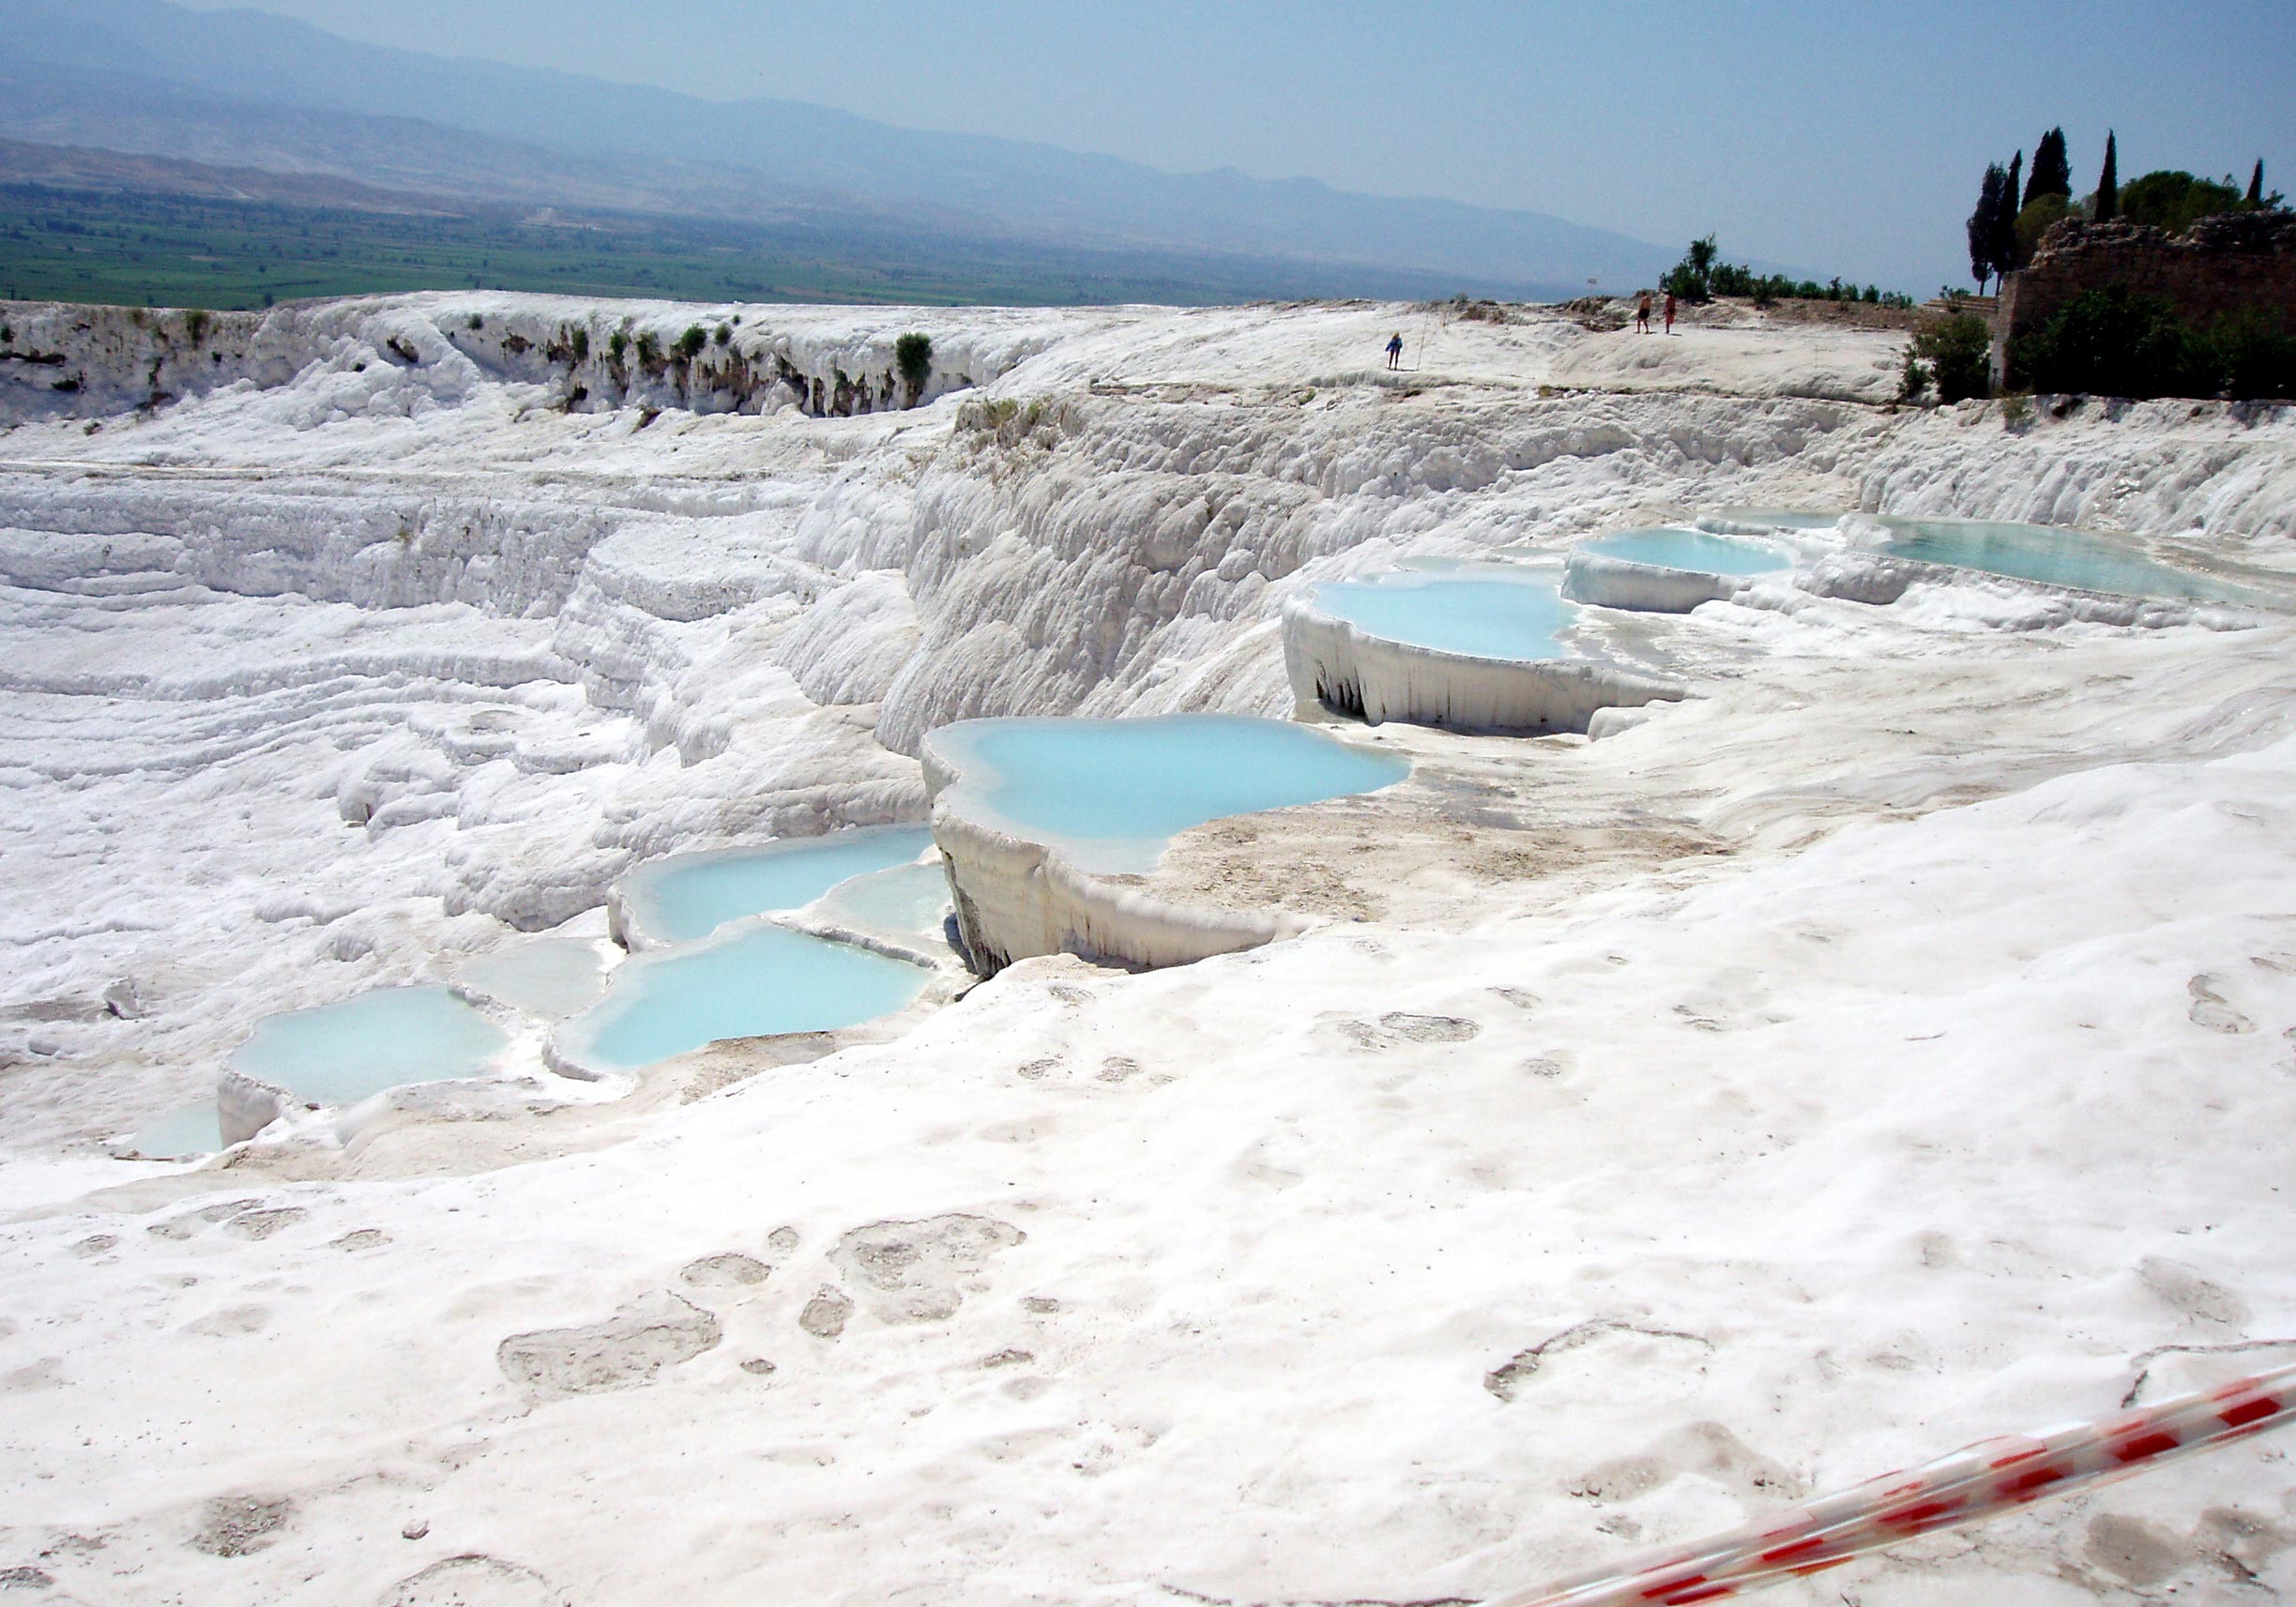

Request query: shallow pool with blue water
[
  {"left": 1877, "top": 518, "right": 2238, "bottom": 602},
  {"left": 229, "top": 985, "right": 511, "bottom": 1108},
  {"left": 619, "top": 826, "right": 937, "bottom": 946},
  {"left": 933, "top": 714, "right": 1408, "bottom": 873},
  {"left": 557, "top": 923, "right": 930, "bottom": 1074},
  {"left": 1581, "top": 527, "right": 1791, "bottom": 577},
  {"left": 1309, "top": 571, "right": 1576, "bottom": 661}
]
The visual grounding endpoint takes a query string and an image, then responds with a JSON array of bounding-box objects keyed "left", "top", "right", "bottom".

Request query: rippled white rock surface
[{"left": 4, "top": 293, "right": 2296, "bottom": 1606}]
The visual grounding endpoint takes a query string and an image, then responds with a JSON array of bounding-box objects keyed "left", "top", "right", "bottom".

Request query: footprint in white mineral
[
  {"left": 224, "top": 1207, "right": 306, "bottom": 1241},
  {"left": 2188, "top": 974, "right": 2257, "bottom": 1034},
  {"left": 379, "top": 1554, "right": 567, "bottom": 1607},
  {"left": 2, "top": 1358, "right": 66, "bottom": 1393},
  {"left": 798, "top": 1287, "right": 853, "bottom": 1340},
  {"left": 185, "top": 1305, "right": 272, "bottom": 1337},
  {"left": 1324, "top": 1010, "right": 1483, "bottom": 1052},
  {"left": 495, "top": 1291, "right": 721, "bottom": 1395},
  {"left": 147, "top": 1199, "right": 265, "bottom": 1240},
  {"left": 678, "top": 1252, "right": 768, "bottom": 1290},
  {"left": 1565, "top": 1421, "right": 1798, "bottom": 1506},
  {"left": 829, "top": 1215, "right": 1026, "bottom": 1325},
  {"left": 2137, "top": 1256, "right": 2251, "bottom": 1327},
  {"left": 188, "top": 1495, "right": 295, "bottom": 1558}
]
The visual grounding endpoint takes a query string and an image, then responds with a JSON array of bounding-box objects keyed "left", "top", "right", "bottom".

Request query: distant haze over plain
[{"left": 13, "top": 0, "right": 2296, "bottom": 297}]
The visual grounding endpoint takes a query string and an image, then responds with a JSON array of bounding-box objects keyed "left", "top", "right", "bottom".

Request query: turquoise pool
[
  {"left": 229, "top": 985, "right": 511, "bottom": 1108},
  {"left": 129, "top": 1101, "right": 224, "bottom": 1160},
  {"left": 1877, "top": 518, "right": 2236, "bottom": 601},
  {"left": 1308, "top": 572, "right": 1576, "bottom": 661},
  {"left": 815, "top": 861, "right": 952, "bottom": 937},
  {"left": 556, "top": 923, "right": 930, "bottom": 1073},
  {"left": 1581, "top": 527, "right": 1791, "bottom": 577},
  {"left": 932, "top": 714, "right": 1409, "bottom": 873},
  {"left": 619, "top": 826, "right": 936, "bottom": 945}
]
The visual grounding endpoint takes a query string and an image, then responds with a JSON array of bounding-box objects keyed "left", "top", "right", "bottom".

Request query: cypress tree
[
  {"left": 2249, "top": 159, "right": 2266, "bottom": 206},
  {"left": 2096, "top": 131, "right": 2120, "bottom": 220},
  {"left": 2028, "top": 129, "right": 2072, "bottom": 204},
  {"left": 1968, "top": 163, "right": 2008, "bottom": 291},
  {"left": 1995, "top": 153, "right": 2024, "bottom": 276}
]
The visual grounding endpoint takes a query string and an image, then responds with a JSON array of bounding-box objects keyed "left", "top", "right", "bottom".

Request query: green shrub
[
  {"left": 714, "top": 324, "right": 732, "bottom": 346},
  {"left": 677, "top": 325, "right": 707, "bottom": 361},
  {"left": 2212, "top": 310, "right": 2296, "bottom": 401},
  {"left": 2013, "top": 285, "right": 2213, "bottom": 397},
  {"left": 466, "top": 312, "right": 483, "bottom": 330},
  {"left": 570, "top": 327, "right": 589, "bottom": 361},
  {"left": 636, "top": 331, "right": 660, "bottom": 365},
  {"left": 1912, "top": 312, "right": 1993, "bottom": 403},
  {"left": 2014, "top": 195, "right": 2075, "bottom": 267},
  {"left": 2120, "top": 171, "right": 2244, "bottom": 235},
  {"left": 0, "top": 323, "right": 11, "bottom": 344},
  {"left": 1897, "top": 345, "right": 1934, "bottom": 403},
  {"left": 1657, "top": 237, "right": 1912, "bottom": 310},
  {"left": 894, "top": 332, "right": 932, "bottom": 403},
  {"left": 608, "top": 330, "right": 628, "bottom": 364}
]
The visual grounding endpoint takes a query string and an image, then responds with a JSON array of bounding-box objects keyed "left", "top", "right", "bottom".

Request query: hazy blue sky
[{"left": 176, "top": 0, "right": 2294, "bottom": 290}]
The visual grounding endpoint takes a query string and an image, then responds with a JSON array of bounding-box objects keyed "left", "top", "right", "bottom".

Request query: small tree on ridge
[{"left": 894, "top": 332, "right": 933, "bottom": 407}]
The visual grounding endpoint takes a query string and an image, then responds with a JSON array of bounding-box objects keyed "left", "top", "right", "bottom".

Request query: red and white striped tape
[{"left": 1483, "top": 1362, "right": 2295, "bottom": 1607}]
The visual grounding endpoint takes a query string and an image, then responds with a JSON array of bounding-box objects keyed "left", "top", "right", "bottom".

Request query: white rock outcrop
[
  {"left": 1560, "top": 548, "right": 1750, "bottom": 613},
  {"left": 216, "top": 1069, "right": 296, "bottom": 1148}
]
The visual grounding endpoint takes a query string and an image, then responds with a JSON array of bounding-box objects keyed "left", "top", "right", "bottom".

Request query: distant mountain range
[{"left": 1, "top": 0, "right": 1682, "bottom": 302}]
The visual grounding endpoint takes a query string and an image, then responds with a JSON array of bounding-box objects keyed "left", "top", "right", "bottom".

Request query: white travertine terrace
[
  {"left": 920, "top": 730, "right": 1307, "bottom": 975},
  {"left": 1559, "top": 547, "right": 1754, "bottom": 613},
  {"left": 1280, "top": 593, "right": 1686, "bottom": 734}
]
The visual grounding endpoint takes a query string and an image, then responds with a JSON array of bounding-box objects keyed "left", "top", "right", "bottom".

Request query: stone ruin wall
[{"left": 1995, "top": 213, "right": 2296, "bottom": 380}]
